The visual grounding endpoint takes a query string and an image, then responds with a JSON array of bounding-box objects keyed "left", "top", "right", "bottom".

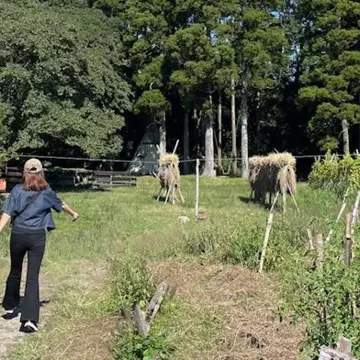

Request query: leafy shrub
[
  {"left": 110, "top": 253, "right": 155, "bottom": 311},
  {"left": 113, "top": 327, "right": 174, "bottom": 360},
  {"left": 309, "top": 152, "right": 360, "bottom": 195}
]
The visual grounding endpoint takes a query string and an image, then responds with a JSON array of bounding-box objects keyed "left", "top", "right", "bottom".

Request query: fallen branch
[
  {"left": 134, "top": 281, "right": 171, "bottom": 337},
  {"left": 319, "top": 335, "right": 357, "bottom": 360},
  {"left": 307, "top": 228, "right": 314, "bottom": 251}
]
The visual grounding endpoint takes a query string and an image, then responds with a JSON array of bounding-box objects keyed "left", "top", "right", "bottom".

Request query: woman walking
[{"left": 0, "top": 158, "right": 79, "bottom": 333}]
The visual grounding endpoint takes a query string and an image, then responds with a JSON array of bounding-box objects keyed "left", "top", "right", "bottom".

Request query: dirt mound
[{"left": 151, "top": 260, "right": 304, "bottom": 360}]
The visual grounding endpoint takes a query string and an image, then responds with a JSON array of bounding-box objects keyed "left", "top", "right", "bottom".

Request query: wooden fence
[{"left": 1, "top": 167, "right": 137, "bottom": 191}]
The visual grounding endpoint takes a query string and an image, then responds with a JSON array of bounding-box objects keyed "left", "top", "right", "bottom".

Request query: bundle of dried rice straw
[{"left": 248, "top": 152, "right": 297, "bottom": 206}]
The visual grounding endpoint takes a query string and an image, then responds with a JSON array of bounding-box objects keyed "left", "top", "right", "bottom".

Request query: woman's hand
[{"left": 0, "top": 213, "right": 11, "bottom": 232}]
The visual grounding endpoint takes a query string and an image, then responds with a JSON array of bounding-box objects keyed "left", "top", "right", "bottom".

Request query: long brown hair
[{"left": 22, "top": 171, "right": 49, "bottom": 191}]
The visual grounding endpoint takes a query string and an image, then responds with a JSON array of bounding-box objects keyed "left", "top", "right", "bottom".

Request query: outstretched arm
[
  {"left": 0, "top": 213, "right": 11, "bottom": 232},
  {"left": 62, "top": 201, "right": 79, "bottom": 221}
]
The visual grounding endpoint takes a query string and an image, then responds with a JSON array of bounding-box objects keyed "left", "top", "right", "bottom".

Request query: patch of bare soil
[{"left": 151, "top": 260, "right": 305, "bottom": 360}]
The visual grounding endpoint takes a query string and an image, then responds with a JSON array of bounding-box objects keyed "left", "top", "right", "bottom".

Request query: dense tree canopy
[
  {"left": 1, "top": 0, "right": 360, "bottom": 175},
  {"left": 0, "top": 0, "right": 132, "bottom": 158}
]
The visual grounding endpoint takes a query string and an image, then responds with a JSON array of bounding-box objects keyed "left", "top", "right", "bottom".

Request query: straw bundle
[
  {"left": 249, "top": 152, "right": 296, "bottom": 206},
  {"left": 155, "top": 153, "right": 184, "bottom": 204},
  {"left": 159, "top": 154, "right": 179, "bottom": 167}
]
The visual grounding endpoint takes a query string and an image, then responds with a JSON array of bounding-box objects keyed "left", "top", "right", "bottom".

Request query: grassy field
[{"left": 0, "top": 176, "right": 347, "bottom": 359}]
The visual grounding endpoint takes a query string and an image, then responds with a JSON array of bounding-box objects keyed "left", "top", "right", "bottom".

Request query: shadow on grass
[{"left": 238, "top": 195, "right": 275, "bottom": 211}]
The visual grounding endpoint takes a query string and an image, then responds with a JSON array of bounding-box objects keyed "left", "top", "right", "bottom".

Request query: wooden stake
[
  {"left": 270, "top": 191, "right": 280, "bottom": 213},
  {"left": 195, "top": 159, "right": 199, "bottom": 219},
  {"left": 351, "top": 190, "right": 360, "bottom": 231},
  {"left": 172, "top": 139, "right": 179, "bottom": 154},
  {"left": 314, "top": 234, "right": 324, "bottom": 270},
  {"left": 307, "top": 228, "right": 314, "bottom": 251},
  {"left": 287, "top": 184, "right": 300, "bottom": 213},
  {"left": 259, "top": 192, "right": 279, "bottom": 273},
  {"left": 259, "top": 213, "right": 274, "bottom": 273},
  {"left": 345, "top": 213, "right": 353, "bottom": 267},
  {"left": 282, "top": 189, "right": 286, "bottom": 213},
  {"left": 326, "top": 187, "right": 349, "bottom": 243}
]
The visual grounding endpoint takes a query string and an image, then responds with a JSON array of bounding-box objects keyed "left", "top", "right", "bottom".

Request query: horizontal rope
[{"left": 16, "top": 153, "right": 354, "bottom": 164}]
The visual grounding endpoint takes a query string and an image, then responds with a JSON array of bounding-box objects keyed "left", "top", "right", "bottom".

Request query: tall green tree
[
  {"left": 233, "top": 2, "right": 289, "bottom": 178},
  {"left": 0, "top": 0, "right": 132, "bottom": 158},
  {"left": 298, "top": 0, "right": 360, "bottom": 154},
  {"left": 96, "top": 0, "right": 173, "bottom": 155},
  {"left": 166, "top": 2, "right": 238, "bottom": 176}
]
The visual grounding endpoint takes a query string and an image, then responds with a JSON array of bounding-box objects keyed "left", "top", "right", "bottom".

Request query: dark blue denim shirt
[{"left": 2, "top": 185, "right": 63, "bottom": 231}]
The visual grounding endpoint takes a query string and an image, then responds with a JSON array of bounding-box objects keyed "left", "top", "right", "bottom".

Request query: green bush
[
  {"left": 309, "top": 152, "right": 360, "bottom": 195},
  {"left": 113, "top": 327, "right": 174, "bottom": 360},
  {"left": 110, "top": 254, "right": 155, "bottom": 311}
]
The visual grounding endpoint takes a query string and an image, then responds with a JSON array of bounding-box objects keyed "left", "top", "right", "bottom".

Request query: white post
[{"left": 195, "top": 159, "right": 199, "bottom": 219}]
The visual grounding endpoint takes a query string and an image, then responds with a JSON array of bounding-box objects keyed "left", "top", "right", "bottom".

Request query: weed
[
  {"left": 110, "top": 252, "right": 155, "bottom": 311},
  {"left": 113, "top": 327, "right": 174, "bottom": 360}
]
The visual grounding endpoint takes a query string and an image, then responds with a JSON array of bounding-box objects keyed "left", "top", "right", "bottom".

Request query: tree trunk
[
  {"left": 255, "top": 91, "right": 262, "bottom": 153},
  {"left": 231, "top": 77, "right": 237, "bottom": 174},
  {"left": 159, "top": 111, "right": 166, "bottom": 156},
  {"left": 217, "top": 91, "right": 223, "bottom": 173},
  {"left": 202, "top": 95, "right": 216, "bottom": 177},
  {"left": 240, "top": 92, "right": 249, "bottom": 179},
  {"left": 342, "top": 119, "right": 350, "bottom": 155},
  {"left": 193, "top": 109, "right": 200, "bottom": 159},
  {"left": 183, "top": 110, "right": 190, "bottom": 174}
]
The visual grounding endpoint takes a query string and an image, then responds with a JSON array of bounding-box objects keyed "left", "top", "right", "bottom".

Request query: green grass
[{"left": 0, "top": 176, "right": 346, "bottom": 359}]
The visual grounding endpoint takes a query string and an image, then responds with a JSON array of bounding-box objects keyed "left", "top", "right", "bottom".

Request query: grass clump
[
  {"left": 110, "top": 252, "right": 155, "bottom": 312},
  {"left": 110, "top": 251, "right": 176, "bottom": 360}
]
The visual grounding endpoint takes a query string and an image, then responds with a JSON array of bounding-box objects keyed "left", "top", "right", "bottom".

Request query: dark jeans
[{"left": 2, "top": 227, "right": 46, "bottom": 323}]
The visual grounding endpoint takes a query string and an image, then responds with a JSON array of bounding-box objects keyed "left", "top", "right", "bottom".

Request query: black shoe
[
  {"left": 2, "top": 307, "right": 19, "bottom": 320},
  {"left": 20, "top": 321, "right": 38, "bottom": 333}
]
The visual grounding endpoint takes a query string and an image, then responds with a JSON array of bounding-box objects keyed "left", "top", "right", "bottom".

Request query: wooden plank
[
  {"left": 134, "top": 305, "right": 149, "bottom": 336},
  {"left": 93, "top": 171, "right": 129, "bottom": 176},
  {"left": 5, "top": 177, "right": 22, "bottom": 183},
  {"left": 98, "top": 183, "right": 134, "bottom": 188},
  {"left": 319, "top": 348, "right": 357, "bottom": 360},
  {"left": 5, "top": 171, "right": 22, "bottom": 177},
  {"left": 147, "top": 281, "right": 170, "bottom": 323},
  {"left": 319, "top": 336, "right": 357, "bottom": 360}
]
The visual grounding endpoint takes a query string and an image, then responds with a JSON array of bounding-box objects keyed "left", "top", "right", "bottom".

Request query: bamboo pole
[
  {"left": 314, "top": 234, "right": 324, "bottom": 270},
  {"left": 259, "top": 191, "right": 279, "bottom": 273},
  {"left": 195, "top": 159, "right": 199, "bottom": 219},
  {"left": 351, "top": 190, "right": 360, "bottom": 231},
  {"left": 307, "top": 228, "right": 314, "bottom": 251},
  {"left": 172, "top": 139, "right": 179, "bottom": 155},
  {"left": 345, "top": 213, "right": 352, "bottom": 267},
  {"left": 287, "top": 184, "right": 300, "bottom": 213},
  {"left": 326, "top": 188, "right": 349, "bottom": 243}
]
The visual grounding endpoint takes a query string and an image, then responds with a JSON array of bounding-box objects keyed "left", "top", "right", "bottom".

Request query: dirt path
[
  {"left": 0, "top": 259, "right": 53, "bottom": 360},
  {"left": 0, "top": 259, "right": 113, "bottom": 360},
  {"left": 0, "top": 317, "right": 25, "bottom": 359}
]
